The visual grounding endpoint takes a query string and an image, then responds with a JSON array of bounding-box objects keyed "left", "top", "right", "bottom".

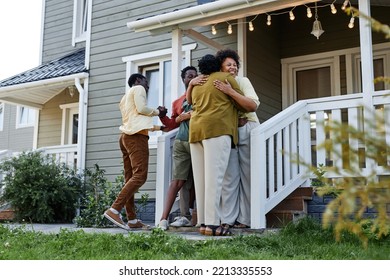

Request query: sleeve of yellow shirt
[
  {"left": 237, "top": 77, "right": 260, "bottom": 108},
  {"left": 133, "top": 86, "right": 159, "bottom": 116}
]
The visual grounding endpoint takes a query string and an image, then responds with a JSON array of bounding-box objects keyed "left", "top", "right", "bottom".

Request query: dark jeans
[{"left": 111, "top": 133, "right": 149, "bottom": 220}]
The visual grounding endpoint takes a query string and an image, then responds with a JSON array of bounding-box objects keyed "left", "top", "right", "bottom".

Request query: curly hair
[
  {"left": 181, "top": 66, "right": 197, "bottom": 80},
  {"left": 198, "top": 54, "right": 220, "bottom": 75},
  {"left": 215, "top": 49, "right": 240, "bottom": 70}
]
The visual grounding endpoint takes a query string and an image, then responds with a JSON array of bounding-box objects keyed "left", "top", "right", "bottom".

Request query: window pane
[
  {"left": 18, "top": 107, "right": 36, "bottom": 126},
  {"left": 296, "top": 67, "right": 331, "bottom": 100},
  {"left": 373, "top": 58, "right": 385, "bottom": 91},
  {"left": 72, "top": 114, "right": 79, "bottom": 144}
]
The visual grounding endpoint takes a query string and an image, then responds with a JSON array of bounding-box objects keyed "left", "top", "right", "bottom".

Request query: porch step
[
  {"left": 266, "top": 211, "right": 305, "bottom": 228},
  {"left": 0, "top": 209, "right": 15, "bottom": 221},
  {"left": 266, "top": 187, "right": 313, "bottom": 228}
]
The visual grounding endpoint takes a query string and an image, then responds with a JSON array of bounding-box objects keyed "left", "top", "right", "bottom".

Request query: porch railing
[
  {"left": 37, "top": 144, "right": 78, "bottom": 169},
  {"left": 251, "top": 91, "right": 390, "bottom": 228},
  {"left": 155, "top": 91, "right": 390, "bottom": 228}
]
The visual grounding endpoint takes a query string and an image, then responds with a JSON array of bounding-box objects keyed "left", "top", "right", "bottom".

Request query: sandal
[
  {"left": 199, "top": 224, "right": 206, "bottom": 235},
  {"left": 204, "top": 225, "right": 233, "bottom": 236},
  {"left": 233, "top": 222, "right": 250, "bottom": 228}
]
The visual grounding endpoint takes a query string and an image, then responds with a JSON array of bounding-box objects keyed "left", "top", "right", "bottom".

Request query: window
[
  {"left": 59, "top": 103, "right": 79, "bottom": 145},
  {"left": 0, "top": 103, "right": 4, "bottom": 131},
  {"left": 16, "top": 106, "right": 36, "bottom": 128},
  {"left": 72, "top": 0, "right": 90, "bottom": 45},
  {"left": 122, "top": 44, "right": 196, "bottom": 147},
  {"left": 282, "top": 43, "right": 390, "bottom": 108}
]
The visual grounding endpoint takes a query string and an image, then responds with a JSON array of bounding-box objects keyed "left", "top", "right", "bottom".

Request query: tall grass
[{"left": 1, "top": 217, "right": 389, "bottom": 260}]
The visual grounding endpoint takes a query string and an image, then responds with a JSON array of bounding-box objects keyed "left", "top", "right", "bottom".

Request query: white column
[{"left": 171, "top": 28, "right": 182, "bottom": 100}]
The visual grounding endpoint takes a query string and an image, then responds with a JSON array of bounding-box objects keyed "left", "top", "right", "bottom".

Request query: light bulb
[
  {"left": 289, "top": 11, "right": 295, "bottom": 21},
  {"left": 342, "top": 0, "right": 349, "bottom": 10},
  {"left": 348, "top": 17, "right": 355, "bottom": 29},
  {"left": 306, "top": 7, "right": 312, "bottom": 18},
  {"left": 211, "top": 25, "right": 217, "bottom": 35},
  {"left": 227, "top": 24, "right": 232, "bottom": 34},
  {"left": 248, "top": 21, "right": 254, "bottom": 31},
  {"left": 330, "top": 4, "right": 337, "bottom": 14},
  {"left": 266, "top": 15, "right": 271, "bottom": 26}
]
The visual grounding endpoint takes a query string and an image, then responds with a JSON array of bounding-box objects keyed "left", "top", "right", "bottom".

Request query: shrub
[
  {"left": 74, "top": 164, "right": 123, "bottom": 228},
  {"left": 74, "top": 164, "right": 151, "bottom": 228},
  {"left": 0, "top": 151, "right": 82, "bottom": 223}
]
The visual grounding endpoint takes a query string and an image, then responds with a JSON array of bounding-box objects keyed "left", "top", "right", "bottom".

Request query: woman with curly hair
[
  {"left": 186, "top": 54, "right": 246, "bottom": 236},
  {"left": 214, "top": 49, "right": 260, "bottom": 229}
]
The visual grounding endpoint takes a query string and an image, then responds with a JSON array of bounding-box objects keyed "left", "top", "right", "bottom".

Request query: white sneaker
[
  {"left": 170, "top": 216, "right": 192, "bottom": 227},
  {"left": 158, "top": 219, "right": 169, "bottom": 230}
]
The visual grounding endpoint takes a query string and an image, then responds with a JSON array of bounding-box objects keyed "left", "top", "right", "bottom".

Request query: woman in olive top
[{"left": 186, "top": 54, "right": 245, "bottom": 236}]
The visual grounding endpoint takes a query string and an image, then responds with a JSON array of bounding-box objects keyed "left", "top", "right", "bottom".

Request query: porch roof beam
[{"left": 183, "top": 29, "right": 225, "bottom": 51}]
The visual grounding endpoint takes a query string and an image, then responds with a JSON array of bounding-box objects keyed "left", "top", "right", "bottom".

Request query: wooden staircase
[{"left": 266, "top": 187, "right": 313, "bottom": 228}]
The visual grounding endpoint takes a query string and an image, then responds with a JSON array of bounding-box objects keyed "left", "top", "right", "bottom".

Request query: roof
[
  {"left": 0, "top": 48, "right": 88, "bottom": 109},
  {"left": 0, "top": 48, "right": 87, "bottom": 87}
]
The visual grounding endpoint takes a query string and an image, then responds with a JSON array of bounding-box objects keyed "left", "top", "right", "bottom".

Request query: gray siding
[
  {"left": 42, "top": 0, "right": 85, "bottom": 62},
  {"left": 0, "top": 104, "right": 34, "bottom": 152},
  {"left": 37, "top": 89, "right": 79, "bottom": 148},
  {"left": 85, "top": 0, "right": 200, "bottom": 198}
]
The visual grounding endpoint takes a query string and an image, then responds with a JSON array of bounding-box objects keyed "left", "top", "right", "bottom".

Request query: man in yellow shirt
[{"left": 104, "top": 73, "right": 165, "bottom": 230}]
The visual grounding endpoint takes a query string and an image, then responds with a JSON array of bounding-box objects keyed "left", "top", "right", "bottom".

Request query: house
[{"left": 0, "top": 0, "right": 389, "bottom": 228}]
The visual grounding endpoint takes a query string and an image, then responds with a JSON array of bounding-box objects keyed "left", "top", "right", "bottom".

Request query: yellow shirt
[
  {"left": 236, "top": 77, "right": 260, "bottom": 123},
  {"left": 119, "top": 85, "right": 159, "bottom": 135}
]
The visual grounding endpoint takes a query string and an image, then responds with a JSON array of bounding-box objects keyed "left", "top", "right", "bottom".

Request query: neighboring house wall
[
  {"left": 37, "top": 89, "right": 79, "bottom": 148},
  {"left": 0, "top": 104, "right": 34, "bottom": 152}
]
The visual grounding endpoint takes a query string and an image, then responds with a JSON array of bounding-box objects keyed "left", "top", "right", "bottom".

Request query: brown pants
[{"left": 111, "top": 133, "right": 149, "bottom": 220}]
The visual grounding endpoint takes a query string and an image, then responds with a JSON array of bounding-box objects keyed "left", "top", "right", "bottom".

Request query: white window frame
[
  {"left": 0, "top": 103, "right": 4, "bottom": 131},
  {"left": 72, "top": 0, "right": 90, "bottom": 46},
  {"left": 122, "top": 43, "right": 196, "bottom": 147},
  {"left": 59, "top": 103, "right": 79, "bottom": 145},
  {"left": 353, "top": 45, "right": 390, "bottom": 92},
  {"left": 16, "top": 106, "right": 36, "bottom": 129},
  {"left": 281, "top": 42, "right": 390, "bottom": 109}
]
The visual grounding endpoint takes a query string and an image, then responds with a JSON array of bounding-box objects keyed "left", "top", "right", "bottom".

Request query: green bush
[
  {"left": 0, "top": 151, "right": 82, "bottom": 223},
  {"left": 74, "top": 164, "right": 123, "bottom": 228}
]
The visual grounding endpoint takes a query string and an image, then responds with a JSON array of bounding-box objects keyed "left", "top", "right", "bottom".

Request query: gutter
[{"left": 0, "top": 72, "right": 89, "bottom": 94}]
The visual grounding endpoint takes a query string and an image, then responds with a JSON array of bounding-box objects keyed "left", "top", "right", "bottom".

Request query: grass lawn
[{"left": 0, "top": 217, "right": 389, "bottom": 260}]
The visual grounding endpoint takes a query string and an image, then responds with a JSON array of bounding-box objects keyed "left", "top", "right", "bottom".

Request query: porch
[{"left": 156, "top": 90, "right": 390, "bottom": 229}]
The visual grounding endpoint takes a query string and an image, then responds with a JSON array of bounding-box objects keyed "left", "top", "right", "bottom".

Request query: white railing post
[
  {"left": 250, "top": 128, "right": 267, "bottom": 229},
  {"left": 155, "top": 129, "right": 177, "bottom": 226}
]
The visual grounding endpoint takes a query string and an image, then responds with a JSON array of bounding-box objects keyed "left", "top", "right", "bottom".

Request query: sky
[{"left": 0, "top": 0, "right": 43, "bottom": 81}]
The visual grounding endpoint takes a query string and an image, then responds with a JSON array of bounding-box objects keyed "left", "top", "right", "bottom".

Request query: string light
[
  {"left": 341, "top": 0, "right": 349, "bottom": 10},
  {"left": 211, "top": 1, "right": 351, "bottom": 36},
  {"left": 227, "top": 24, "right": 232, "bottom": 34},
  {"left": 248, "top": 21, "right": 254, "bottom": 31},
  {"left": 289, "top": 10, "right": 295, "bottom": 21},
  {"left": 348, "top": 16, "right": 355, "bottom": 28},
  {"left": 211, "top": 25, "right": 217, "bottom": 35},
  {"left": 306, "top": 7, "right": 312, "bottom": 18},
  {"left": 330, "top": 3, "right": 337, "bottom": 14},
  {"left": 266, "top": 14, "right": 271, "bottom": 26}
]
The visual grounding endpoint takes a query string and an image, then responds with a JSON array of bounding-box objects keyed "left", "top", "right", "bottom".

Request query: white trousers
[
  {"left": 220, "top": 121, "right": 260, "bottom": 226},
  {"left": 190, "top": 135, "right": 232, "bottom": 226}
]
